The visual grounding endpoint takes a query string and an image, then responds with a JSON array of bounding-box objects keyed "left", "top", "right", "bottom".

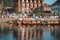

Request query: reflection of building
[
  {"left": 44, "top": 4, "right": 51, "bottom": 11},
  {"left": 51, "top": 0, "right": 60, "bottom": 16},
  {"left": 51, "top": 26, "right": 60, "bottom": 37}
]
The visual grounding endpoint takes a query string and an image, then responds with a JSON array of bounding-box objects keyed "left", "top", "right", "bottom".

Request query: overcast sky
[{"left": 44, "top": 0, "right": 57, "bottom": 5}]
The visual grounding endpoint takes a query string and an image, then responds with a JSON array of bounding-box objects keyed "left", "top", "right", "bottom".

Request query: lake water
[{"left": 0, "top": 25, "right": 60, "bottom": 40}]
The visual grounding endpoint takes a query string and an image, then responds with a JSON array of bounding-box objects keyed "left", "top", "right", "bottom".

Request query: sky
[{"left": 44, "top": 0, "right": 57, "bottom": 5}]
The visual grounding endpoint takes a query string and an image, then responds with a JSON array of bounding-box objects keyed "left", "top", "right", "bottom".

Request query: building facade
[
  {"left": 18, "top": 0, "right": 44, "bottom": 14},
  {"left": 51, "top": 0, "right": 60, "bottom": 16},
  {"left": 0, "top": 0, "right": 44, "bottom": 14},
  {"left": 44, "top": 4, "right": 51, "bottom": 11}
]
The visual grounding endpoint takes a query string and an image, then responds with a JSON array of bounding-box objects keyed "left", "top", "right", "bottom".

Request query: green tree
[
  {"left": 33, "top": 8, "right": 40, "bottom": 16},
  {"left": 3, "top": 0, "right": 13, "bottom": 7}
]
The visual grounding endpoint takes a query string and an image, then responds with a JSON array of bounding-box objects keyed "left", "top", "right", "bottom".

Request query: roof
[
  {"left": 44, "top": 3, "right": 51, "bottom": 7},
  {"left": 51, "top": 0, "right": 60, "bottom": 6}
]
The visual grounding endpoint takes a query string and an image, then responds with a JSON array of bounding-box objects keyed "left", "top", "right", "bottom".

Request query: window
[
  {"left": 26, "top": 0, "right": 28, "bottom": 2},
  {"left": 22, "top": 0, "right": 24, "bottom": 2},
  {"left": 23, "top": 4, "right": 25, "bottom": 6}
]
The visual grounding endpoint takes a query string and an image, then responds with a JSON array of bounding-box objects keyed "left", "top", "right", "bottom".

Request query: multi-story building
[
  {"left": 17, "top": 0, "right": 44, "bottom": 14},
  {"left": 0, "top": 0, "right": 44, "bottom": 14},
  {"left": 44, "top": 3, "right": 51, "bottom": 11},
  {"left": 51, "top": 0, "right": 60, "bottom": 16}
]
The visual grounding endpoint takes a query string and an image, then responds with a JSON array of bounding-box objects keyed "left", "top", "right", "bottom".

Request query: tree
[
  {"left": 33, "top": 8, "right": 40, "bottom": 16},
  {"left": 3, "top": 0, "right": 13, "bottom": 7}
]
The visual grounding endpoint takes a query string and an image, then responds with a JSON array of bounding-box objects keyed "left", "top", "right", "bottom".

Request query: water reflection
[{"left": 0, "top": 25, "right": 60, "bottom": 40}]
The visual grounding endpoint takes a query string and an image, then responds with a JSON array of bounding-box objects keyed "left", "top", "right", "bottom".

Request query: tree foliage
[
  {"left": 33, "top": 8, "right": 40, "bottom": 14},
  {"left": 3, "top": 0, "right": 13, "bottom": 7},
  {"left": 44, "top": 11, "right": 51, "bottom": 13}
]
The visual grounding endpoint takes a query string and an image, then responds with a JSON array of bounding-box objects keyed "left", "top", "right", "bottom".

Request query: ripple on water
[
  {"left": 0, "top": 25, "right": 60, "bottom": 40},
  {"left": 0, "top": 30, "right": 17, "bottom": 40}
]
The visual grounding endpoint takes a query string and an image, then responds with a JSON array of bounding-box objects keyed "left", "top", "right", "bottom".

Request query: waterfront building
[
  {"left": 44, "top": 3, "right": 51, "bottom": 11},
  {"left": 17, "top": 0, "right": 44, "bottom": 14},
  {"left": 51, "top": 0, "right": 60, "bottom": 16},
  {"left": 0, "top": 0, "right": 44, "bottom": 14}
]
